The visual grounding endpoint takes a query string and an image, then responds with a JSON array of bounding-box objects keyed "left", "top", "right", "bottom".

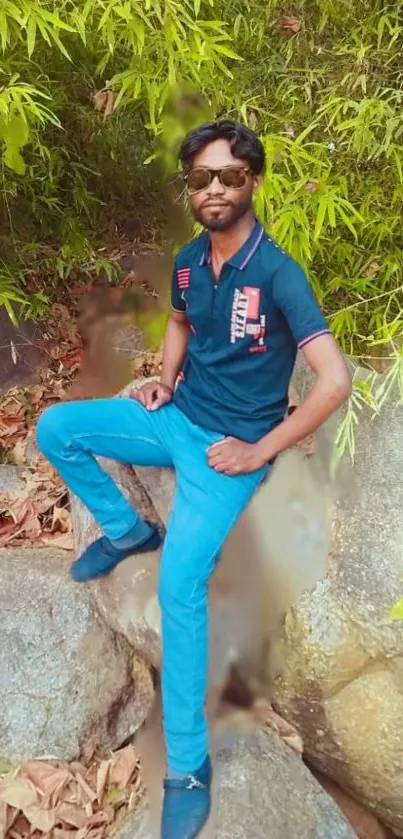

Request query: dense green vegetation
[{"left": 1, "top": 1, "right": 403, "bottom": 452}]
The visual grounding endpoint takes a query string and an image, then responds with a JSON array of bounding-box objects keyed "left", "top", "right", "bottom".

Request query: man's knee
[
  {"left": 36, "top": 404, "right": 69, "bottom": 457},
  {"left": 158, "top": 563, "right": 207, "bottom": 613}
]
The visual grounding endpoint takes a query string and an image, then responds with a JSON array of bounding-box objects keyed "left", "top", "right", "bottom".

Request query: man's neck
[{"left": 209, "top": 211, "right": 256, "bottom": 264}]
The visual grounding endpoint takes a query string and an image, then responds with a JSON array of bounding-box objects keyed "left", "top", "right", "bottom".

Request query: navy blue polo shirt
[{"left": 171, "top": 219, "right": 330, "bottom": 443}]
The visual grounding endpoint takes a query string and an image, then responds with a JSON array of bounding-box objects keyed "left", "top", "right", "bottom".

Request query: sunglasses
[{"left": 184, "top": 166, "right": 252, "bottom": 195}]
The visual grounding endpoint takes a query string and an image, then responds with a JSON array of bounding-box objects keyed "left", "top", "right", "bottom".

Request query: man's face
[{"left": 187, "top": 139, "right": 261, "bottom": 232}]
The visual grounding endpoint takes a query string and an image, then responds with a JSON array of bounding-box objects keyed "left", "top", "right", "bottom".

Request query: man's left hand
[{"left": 207, "top": 437, "right": 265, "bottom": 476}]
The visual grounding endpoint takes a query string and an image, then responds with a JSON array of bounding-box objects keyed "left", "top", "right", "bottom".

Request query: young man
[{"left": 36, "top": 121, "right": 351, "bottom": 839}]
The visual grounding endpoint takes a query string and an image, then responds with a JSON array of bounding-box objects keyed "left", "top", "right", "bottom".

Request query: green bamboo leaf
[
  {"left": 0, "top": 9, "right": 9, "bottom": 52},
  {"left": 314, "top": 197, "right": 327, "bottom": 241},
  {"left": 212, "top": 42, "right": 243, "bottom": 60},
  {"left": 26, "top": 14, "right": 37, "bottom": 58},
  {"left": 39, "top": 10, "right": 76, "bottom": 32}
]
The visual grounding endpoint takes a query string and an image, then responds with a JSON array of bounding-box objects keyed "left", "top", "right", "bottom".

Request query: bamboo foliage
[{"left": 0, "top": 0, "right": 402, "bottom": 452}]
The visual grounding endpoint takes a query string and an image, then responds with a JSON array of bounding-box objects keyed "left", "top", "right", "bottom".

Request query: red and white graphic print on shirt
[
  {"left": 230, "top": 286, "right": 265, "bottom": 346},
  {"left": 177, "top": 267, "right": 191, "bottom": 289}
]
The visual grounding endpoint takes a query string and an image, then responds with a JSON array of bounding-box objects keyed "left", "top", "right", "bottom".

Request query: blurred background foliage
[{"left": 1, "top": 0, "right": 403, "bottom": 454}]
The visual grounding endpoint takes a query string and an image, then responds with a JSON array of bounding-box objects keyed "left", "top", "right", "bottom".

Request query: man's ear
[{"left": 252, "top": 174, "right": 263, "bottom": 193}]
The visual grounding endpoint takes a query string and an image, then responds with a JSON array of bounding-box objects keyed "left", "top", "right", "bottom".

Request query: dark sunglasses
[{"left": 184, "top": 166, "right": 252, "bottom": 195}]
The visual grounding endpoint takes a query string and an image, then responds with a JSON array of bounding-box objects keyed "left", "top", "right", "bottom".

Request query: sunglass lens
[
  {"left": 186, "top": 169, "right": 210, "bottom": 194},
  {"left": 221, "top": 167, "right": 247, "bottom": 189}
]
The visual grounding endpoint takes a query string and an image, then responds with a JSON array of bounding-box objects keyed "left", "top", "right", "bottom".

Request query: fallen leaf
[
  {"left": 93, "top": 90, "right": 108, "bottom": 112},
  {"left": 51, "top": 506, "right": 72, "bottom": 534},
  {"left": 275, "top": 15, "right": 302, "bottom": 34},
  {"left": 103, "top": 90, "right": 116, "bottom": 119},
  {"left": 0, "top": 777, "right": 37, "bottom": 811},
  {"left": 75, "top": 774, "right": 97, "bottom": 804},
  {"left": 54, "top": 830, "right": 78, "bottom": 839},
  {"left": 363, "top": 261, "right": 380, "bottom": 277},
  {"left": 22, "top": 763, "right": 72, "bottom": 809},
  {"left": 57, "top": 803, "right": 87, "bottom": 829},
  {"left": 109, "top": 746, "right": 138, "bottom": 790},
  {"left": 0, "top": 801, "right": 7, "bottom": 839},
  {"left": 40, "top": 532, "right": 74, "bottom": 550},
  {"left": 23, "top": 802, "right": 56, "bottom": 832},
  {"left": 85, "top": 810, "right": 113, "bottom": 827},
  {"left": 96, "top": 762, "right": 110, "bottom": 805}
]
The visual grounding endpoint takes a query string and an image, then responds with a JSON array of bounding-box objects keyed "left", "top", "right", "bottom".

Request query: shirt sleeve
[
  {"left": 171, "top": 259, "right": 187, "bottom": 313},
  {"left": 272, "top": 258, "right": 330, "bottom": 349}
]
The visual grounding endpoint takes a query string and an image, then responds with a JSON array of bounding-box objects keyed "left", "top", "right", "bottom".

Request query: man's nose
[{"left": 207, "top": 173, "right": 225, "bottom": 196}]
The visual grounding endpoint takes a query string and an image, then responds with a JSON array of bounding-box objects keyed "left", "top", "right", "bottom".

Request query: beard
[{"left": 191, "top": 194, "right": 252, "bottom": 232}]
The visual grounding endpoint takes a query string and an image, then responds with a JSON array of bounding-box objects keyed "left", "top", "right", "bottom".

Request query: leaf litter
[
  {"left": 0, "top": 745, "right": 144, "bottom": 839},
  {"left": 0, "top": 291, "right": 163, "bottom": 550}
]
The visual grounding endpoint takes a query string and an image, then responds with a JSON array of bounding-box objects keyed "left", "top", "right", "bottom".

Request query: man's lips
[{"left": 202, "top": 203, "right": 230, "bottom": 210}]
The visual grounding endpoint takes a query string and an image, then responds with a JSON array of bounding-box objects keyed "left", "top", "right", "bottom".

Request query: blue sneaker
[
  {"left": 70, "top": 522, "right": 162, "bottom": 582},
  {"left": 161, "top": 756, "right": 212, "bottom": 839}
]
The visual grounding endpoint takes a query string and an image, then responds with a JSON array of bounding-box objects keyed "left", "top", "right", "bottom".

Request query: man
[{"left": 37, "top": 121, "right": 351, "bottom": 839}]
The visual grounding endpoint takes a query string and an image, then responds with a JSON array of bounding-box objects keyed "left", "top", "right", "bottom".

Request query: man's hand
[
  {"left": 131, "top": 381, "right": 173, "bottom": 411},
  {"left": 208, "top": 437, "right": 265, "bottom": 476}
]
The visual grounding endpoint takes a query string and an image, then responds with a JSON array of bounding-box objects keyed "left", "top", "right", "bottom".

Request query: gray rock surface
[
  {"left": 0, "top": 464, "right": 25, "bottom": 495},
  {"left": 114, "top": 730, "right": 357, "bottom": 839},
  {"left": 0, "top": 548, "right": 154, "bottom": 762},
  {"left": 272, "top": 361, "right": 403, "bottom": 835}
]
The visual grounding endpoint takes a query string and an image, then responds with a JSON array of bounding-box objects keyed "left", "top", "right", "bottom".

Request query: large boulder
[
  {"left": 272, "top": 363, "right": 403, "bottom": 835},
  {"left": 71, "top": 432, "right": 331, "bottom": 699},
  {"left": 0, "top": 548, "right": 154, "bottom": 763},
  {"left": 115, "top": 729, "right": 357, "bottom": 839}
]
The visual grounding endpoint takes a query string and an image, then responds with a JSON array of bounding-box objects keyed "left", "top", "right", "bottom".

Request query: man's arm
[
  {"left": 135, "top": 309, "right": 189, "bottom": 410},
  {"left": 208, "top": 334, "right": 351, "bottom": 474},
  {"left": 257, "top": 333, "right": 351, "bottom": 462},
  {"left": 209, "top": 259, "right": 352, "bottom": 475},
  {"left": 160, "top": 309, "right": 190, "bottom": 391}
]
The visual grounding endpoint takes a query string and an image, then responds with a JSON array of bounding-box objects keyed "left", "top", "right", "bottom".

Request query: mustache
[{"left": 200, "top": 200, "right": 232, "bottom": 208}]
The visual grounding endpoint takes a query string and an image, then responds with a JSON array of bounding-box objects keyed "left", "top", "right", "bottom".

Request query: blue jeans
[{"left": 36, "top": 398, "right": 267, "bottom": 772}]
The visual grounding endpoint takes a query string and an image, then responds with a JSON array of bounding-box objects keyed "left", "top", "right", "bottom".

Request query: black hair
[{"left": 179, "top": 120, "right": 266, "bottom": 175}]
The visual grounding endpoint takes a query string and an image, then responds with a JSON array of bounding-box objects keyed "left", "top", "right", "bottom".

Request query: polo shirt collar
[{"left": 199, "top": 219, "right": 264, "bottom": 270}]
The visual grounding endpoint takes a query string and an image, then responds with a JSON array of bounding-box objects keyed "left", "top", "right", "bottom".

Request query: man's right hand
[{"left": 131, "top": 381, "right": 173, "bottom": 411}]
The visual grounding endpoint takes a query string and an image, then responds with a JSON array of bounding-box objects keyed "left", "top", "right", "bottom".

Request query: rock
[
  {"left": 0, "top": 464, "right": 25, "bottom": 495},
  {"left": 70, "top": 458, "right": 163, "bottom": 668},
  {"left": 0, "top": 548, "right": 154, "bottom": 763},
  {"left": 114, "top": 729, "right": 357, "bottom": 839},
  {"left": 310, "top": 768, "right": 395, "bottom": 839},
  {"left": 272, "top": 361, "right": 403, "bottom": 835}
]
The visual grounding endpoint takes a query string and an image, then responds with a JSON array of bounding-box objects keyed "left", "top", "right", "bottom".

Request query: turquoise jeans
[{"left": 36, "top": 398, "right": 267, "bottom": 772}]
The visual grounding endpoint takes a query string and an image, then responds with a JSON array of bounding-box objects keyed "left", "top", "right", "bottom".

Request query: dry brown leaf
[
  {"left": 22, "top": 763, "right": 72, "bottom": 810},
  {"left": 40, "top": 532, "right": 74, "bottom": 550},
  {"left": 51, "top": 506, "right": 72, "bottom": 534},
  {"left": 23, "top": 803, "right": 56, "bottom": 832},
  {"left": 282, "top": 733, "right": 304, "bottom": 755},
  {"left": 103, "top": 90, "right": 116, "bottom": 119},
  {"left": 256, "top": 703, "right": 304, "bottom": 754},
  {"left": 75, "top": 775, "right": 97, "bottom": 804},
  {"left": 109, "top": 747, "right": 138, "bottom": 790},
  {"left": 0, "top": 777, "right": 37, "bottom": 811},
  {"left": 54, "top": 830, "right": 78, "bottom": 839},
  {"left": 275, "top": 15, "right": 302, "bottom": 34},
  {"left": 96, "top": 762, "right": 110, "bottom": 805},
  {"left": 363, "top": 261, "right": 380, "bottom": 277},
  {"left": 57, "top": 803, "right": 87, "bottom": 829},
  {"left": 93, "top": 90, "right": 108, "bottom": 112},
  {"left": 0, "top": 801, "right": 7, "bottom": 839},
  {"left": 85, "top": 810, "right": 113, "bottom": 827}
]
